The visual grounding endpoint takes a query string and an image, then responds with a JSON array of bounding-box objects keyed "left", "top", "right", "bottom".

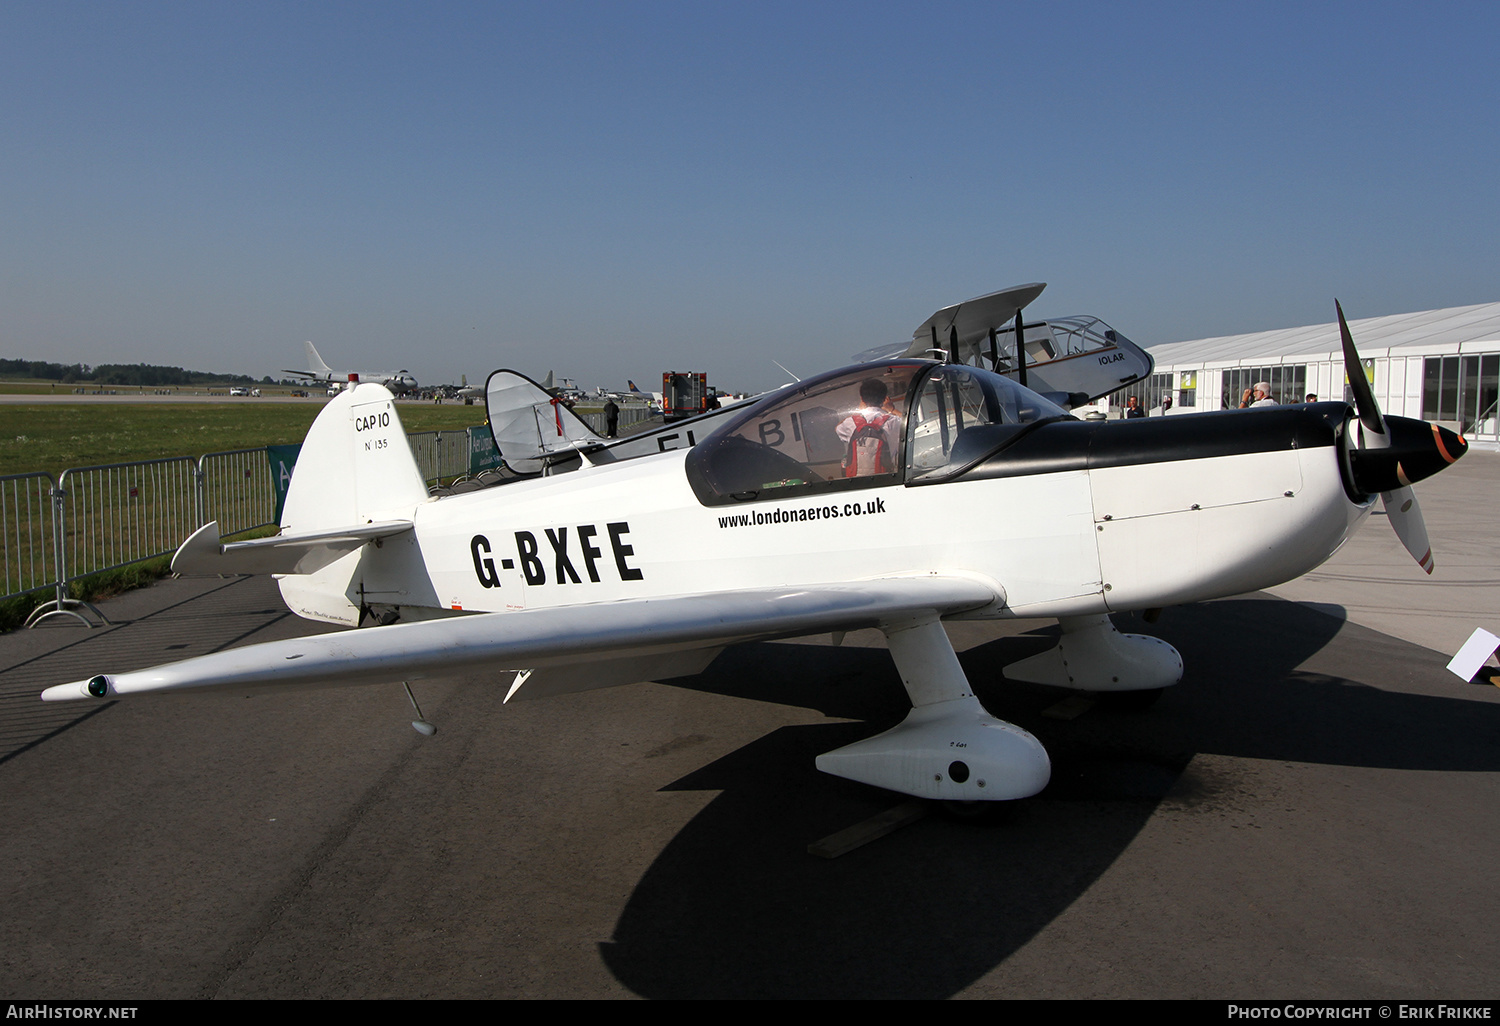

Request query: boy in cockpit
[{"left": 837, "top": 378, "right": 903, "bottom": 477}]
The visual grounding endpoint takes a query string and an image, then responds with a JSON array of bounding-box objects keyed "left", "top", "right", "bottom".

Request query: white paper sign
[{"left": 1446, "top": 627, "right": 1500, "bottom": 681}]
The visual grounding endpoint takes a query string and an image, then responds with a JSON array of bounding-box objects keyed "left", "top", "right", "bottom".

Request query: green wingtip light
[{"left": 87, "top": 675, "right": 109, "bottom": 698}]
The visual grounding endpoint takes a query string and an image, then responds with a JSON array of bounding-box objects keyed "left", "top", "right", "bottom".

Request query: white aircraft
[
  {"left": 595, "top": 380, "right": 660, "bottom": 404},
  {"left": 44, "top": 287, "right": 1468, "bottom": 811},
  {"left": 282, "top": 341, "right": 419, "bottom": 394}
]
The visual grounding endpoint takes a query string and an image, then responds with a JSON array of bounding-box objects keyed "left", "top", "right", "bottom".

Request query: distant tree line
[{"left": 0, "top": 360, "right": 288, "bottom": 386}]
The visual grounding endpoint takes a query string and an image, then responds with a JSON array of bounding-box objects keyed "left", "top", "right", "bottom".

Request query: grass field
[
  {"left": 0, "top": 381, "right": 83, "bottom": 396},
  {"left": 0, "top": 400, "right": 489, "bottom": 478}
]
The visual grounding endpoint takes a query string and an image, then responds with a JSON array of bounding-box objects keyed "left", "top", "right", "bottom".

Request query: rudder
[
  {"left": 281, "top": 382, "right": 429, "bottom": 533},
  {"left": 277, "top": 383, "right": 431, "bottom": 625}
]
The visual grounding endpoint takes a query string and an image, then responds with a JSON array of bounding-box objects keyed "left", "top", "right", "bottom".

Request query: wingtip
[{"left": 41, "top": 678, "right": 101, "bottom": 702}]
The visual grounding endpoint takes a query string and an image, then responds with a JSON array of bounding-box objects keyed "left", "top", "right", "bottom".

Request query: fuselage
[{"left": 287, "top": 374, "right": 1373, "bottom": 629}]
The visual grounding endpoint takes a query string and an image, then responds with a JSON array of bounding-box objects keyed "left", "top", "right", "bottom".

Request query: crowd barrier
[
  {"left": 0, "top": 472, "right": 60, "bottom": 607},
  {"left": 404, "top": 430, "right": 472, "bottom": 485},
  {"left": 2, "top": 430, "right": 477, "bottom": 627}
]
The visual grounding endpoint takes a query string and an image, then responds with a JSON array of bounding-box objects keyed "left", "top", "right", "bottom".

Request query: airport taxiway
[
  {"left": 0, "top": 455, "right": 1496, "bottom": 999},
  {"left": 0, "top": 392, "right": 332, "bottom": 404}
]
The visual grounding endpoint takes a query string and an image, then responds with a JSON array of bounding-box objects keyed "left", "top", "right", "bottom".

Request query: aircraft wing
[
  {"left": 850, "top": 283, "right": 1047, "bottom": 364},
  {"left": 908, "top": 282, "right": 1050, "bottom": 356},
  {"left": 485, "top": 369, "right": 603, "bottom": 473},
  {"left": 855, "top": 283, "right": 1153, "bottom": 404},
  {"left": 41, "top": 576, "right": 997, "bottom": 703}
]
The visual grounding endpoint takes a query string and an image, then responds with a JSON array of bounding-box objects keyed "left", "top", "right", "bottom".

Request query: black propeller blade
[
  {"left": 1337, "top": 299, "right": 1385, "bottom": 438},
  {"left": 1335, "top": 300, "right": 1468, "bottom": 574}
]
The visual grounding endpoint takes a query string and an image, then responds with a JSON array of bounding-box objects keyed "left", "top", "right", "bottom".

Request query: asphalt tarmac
[{"left": 1, "top": 456, "right": 1497, "bottom": 1000}]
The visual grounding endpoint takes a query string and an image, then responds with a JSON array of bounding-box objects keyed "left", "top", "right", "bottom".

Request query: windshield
[
  {"left": 685, "top": 361, "right": 927, "bottom": 505},
  {"left": 906, "top": 364, "right": 1071, "bottom": 482},
  {"left": 686, "top": 360, "right": 1070, "bottom": 504}
]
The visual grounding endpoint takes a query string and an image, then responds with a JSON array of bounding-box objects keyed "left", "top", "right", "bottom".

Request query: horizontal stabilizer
[
  {"left": 171, "top": 520, "right": 414, "bottom": 576},
  {"left": 42, "top": 576, "right": 997, "bottom": 702}
]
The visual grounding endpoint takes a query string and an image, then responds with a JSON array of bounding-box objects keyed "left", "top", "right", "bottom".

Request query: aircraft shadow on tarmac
[{"left": 599, "top": 595, "right": 1500, "bottom": 999}]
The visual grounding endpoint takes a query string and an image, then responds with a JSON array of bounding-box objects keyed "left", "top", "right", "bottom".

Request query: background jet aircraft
[{"left": 282, "top": 341, "right": 418, "bottom": 394}]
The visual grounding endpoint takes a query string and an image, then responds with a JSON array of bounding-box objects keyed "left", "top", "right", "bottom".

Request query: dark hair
[{"left": 859, "top": 378, "right": 888, "bottom": 406}]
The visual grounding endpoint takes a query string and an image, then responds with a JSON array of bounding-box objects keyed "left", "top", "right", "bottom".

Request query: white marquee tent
[{"left": 1135, "top": 303, "right": 1500, "bottom": 448}]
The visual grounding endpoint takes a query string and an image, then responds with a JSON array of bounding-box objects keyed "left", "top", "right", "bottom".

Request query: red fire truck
[{"left": 661, "top": 371, "right": 709, "bottom": 422}]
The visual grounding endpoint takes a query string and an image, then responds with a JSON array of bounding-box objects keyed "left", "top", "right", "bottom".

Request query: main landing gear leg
[
  {"left": 814, "top": 613, "right": 1051, "bottom": 802},
  {"left": 1003, "top": 613, "right": 1182, "bottom": 696}
]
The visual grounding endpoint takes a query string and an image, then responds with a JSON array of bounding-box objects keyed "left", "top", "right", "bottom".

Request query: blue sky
[{"left": 3, "top": 1, "right": 1497, "bottom": 392}]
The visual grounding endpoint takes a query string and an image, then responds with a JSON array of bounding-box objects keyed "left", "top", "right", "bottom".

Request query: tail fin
[
  {"left": 304, "top": 341, "right": 335, "bottom": 379},
  {"left": 278, "top": 382, "right": 431, "bottom": 625},
  {"left": 281, "top": 382, "right": 429, "bottom": 532}
]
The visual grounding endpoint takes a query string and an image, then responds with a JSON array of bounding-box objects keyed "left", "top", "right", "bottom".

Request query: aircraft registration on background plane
[
  {"left": 281, "top": 340, "right": 419, "bottom": 394},
  {"left": 45, "top": 284, "right": 1467, "bottom": 810}
]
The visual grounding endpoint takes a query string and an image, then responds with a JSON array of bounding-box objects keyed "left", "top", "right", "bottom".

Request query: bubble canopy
[{"left": 685, "top": 360, "right": 1071, "bottom": 506}]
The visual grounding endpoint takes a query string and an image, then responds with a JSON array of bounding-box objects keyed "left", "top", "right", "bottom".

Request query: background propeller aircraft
[
  {"left": 45, "top": 286, "right": 1468, "bottom": 810},
  {"left": 594, "top": 380, "right": 659, "bottom": 403}
]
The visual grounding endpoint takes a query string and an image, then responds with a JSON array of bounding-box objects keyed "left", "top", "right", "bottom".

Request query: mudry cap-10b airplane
[{"left": 45, "top": 284, "right": 1468, "bottom": 808}]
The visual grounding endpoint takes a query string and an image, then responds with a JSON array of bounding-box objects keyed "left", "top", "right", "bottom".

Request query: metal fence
[
  {"left": 0, "top": 473, "right": 60, "bottom": 603},
  {"left": 2, "top": 428, "right": 480, "bottom": 626},
  {"left": 200, "top": 448, "right": 279, "bottom": 538},
  {"left": 58, "top": 458, "right": 201, "bottom": 585},
  {"left": 405, "top": 431, "right": 471, "bottom": 485}
]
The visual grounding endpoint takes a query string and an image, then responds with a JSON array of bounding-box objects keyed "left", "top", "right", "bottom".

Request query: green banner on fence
[
  {"left": 467, "top": 426, "right": 503, "bottom": 476},
  {"left": 267, "top": 443, "right": 302, "bottom": 522}
]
